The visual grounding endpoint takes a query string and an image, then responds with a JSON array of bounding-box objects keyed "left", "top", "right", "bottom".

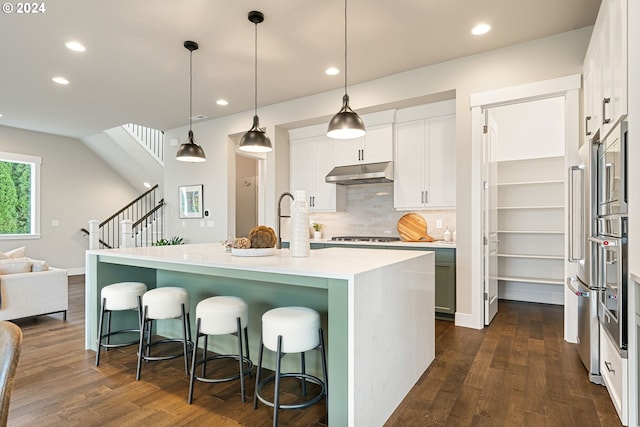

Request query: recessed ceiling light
[
  {"left": 216, "top": 99, "right": 228, "bottom": 106},
  {"left": 0, "top": 113, "right": 3, "bottom": 118},
  {"left": 143, "top": 182, "right": 152, "bottom": 189},
  {"left": 471, "top": 23, "right": 491, "bottom": 36},
  {"left": 325, "top": 67, "right": 340, "bottom": 76},
  {"left": 191, "top": 114, "right": 207, "bottom": 121},
  {"left": 52, "top": 76, "right": 69, "bottom": 85},
  {"left": 65, "top": 41, "right": 86, "bottom": 52}
]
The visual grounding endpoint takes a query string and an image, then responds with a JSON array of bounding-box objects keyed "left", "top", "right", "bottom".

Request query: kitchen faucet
[{"left": 276, "top": 192, "right": 294, "bottom": 249}]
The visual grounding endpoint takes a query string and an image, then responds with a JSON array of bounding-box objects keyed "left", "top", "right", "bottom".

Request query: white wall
[
  {"left": 162, "top": 27, "right": 592, "bottom": 321},
  {"left": 0, "top": 126, "right": 139, "bottom": 271},
  {"left": 491, "top": 97, "right": 565, "bottom": 161}
]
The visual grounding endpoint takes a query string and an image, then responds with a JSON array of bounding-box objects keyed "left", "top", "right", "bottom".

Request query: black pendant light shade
[
  {"left": 176, "top": 130, "right": 206, "bottom": 161},
  {"left": 327, "top": 94, "right": 366, "bottom": 139},
  {"left": 239, "top": 11, "right": 272, "bottom": 153},
  {"left": 327, "top": 0, "right": 365, "bottom": 139},
  {"left": 176, "top": 40, "right": 206, "bottom": 162}
]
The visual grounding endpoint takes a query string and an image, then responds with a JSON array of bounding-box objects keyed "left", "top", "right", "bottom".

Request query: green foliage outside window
[{"left": 0, "top": 161, "right": 31, "bottom": 234}]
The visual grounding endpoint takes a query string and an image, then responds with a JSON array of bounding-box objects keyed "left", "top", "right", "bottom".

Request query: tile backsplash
[{"left": 288, "top": 183, "right": 456, "bottom": 240}]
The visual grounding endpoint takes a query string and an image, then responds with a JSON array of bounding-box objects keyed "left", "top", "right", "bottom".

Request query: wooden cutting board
[{"left": 397, "top": 213, "right": 434, "bottom": 242}]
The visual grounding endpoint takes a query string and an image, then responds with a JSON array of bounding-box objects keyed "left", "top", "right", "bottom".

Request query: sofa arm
[{"left": 0, "top": 268, "right": 68, "bottom": 321}]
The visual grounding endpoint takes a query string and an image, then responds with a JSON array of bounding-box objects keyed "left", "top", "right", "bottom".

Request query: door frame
[{"left": 468, "top": 74, "right": 581, "bottom": 331}]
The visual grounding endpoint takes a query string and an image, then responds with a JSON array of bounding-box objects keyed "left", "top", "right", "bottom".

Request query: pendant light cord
[
  {"left": 254, "top": 21, "right": 258, "bottom": 117},
  {"left": 189, "top": 48, "right": 193, "bottom": 133},
  {"left": 343, "top": 0, "right": 348, "bottom": 95}
]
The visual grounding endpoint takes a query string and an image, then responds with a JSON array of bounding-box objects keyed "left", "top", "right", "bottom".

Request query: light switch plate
[{"left": 436, "top": 220, "right": 443, "bottom": 229}]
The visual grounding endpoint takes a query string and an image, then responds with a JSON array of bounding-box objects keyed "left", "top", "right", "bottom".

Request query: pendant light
[
  {"left": 176, "top": 40, "right": 206, "bottom": 162},
  {"left": 327, "top": 0, "right": 365, "bottom": 139},
  {"left": 239, "top": 11, "right": 272, "bottom": 153}
]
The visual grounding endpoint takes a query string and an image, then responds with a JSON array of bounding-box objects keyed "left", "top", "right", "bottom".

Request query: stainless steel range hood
[{"left": 325, "top": 161, "right": 393, "bottom": 185}]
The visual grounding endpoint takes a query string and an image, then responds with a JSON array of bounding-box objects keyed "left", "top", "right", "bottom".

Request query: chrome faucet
[{"left": 276, "top": 192, "right": 294, "bottom": 249}]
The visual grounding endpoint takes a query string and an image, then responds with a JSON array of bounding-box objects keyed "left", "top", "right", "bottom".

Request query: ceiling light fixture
[
  {"left": 216, "top": 99, "right": 228, "bottom": 106},
  {"left": 327, "top": 0, "right": 365, "bottom": 139},
  {"left": 471, "top": 23, "right": 491, "bottom": 35},
  {"left": 52, "top": 76, "right": 69, "bottom": 85},
  {"left": 176, "top": 40, "right": 206, "bottom": 162},
  {"left": 65, "top": 41, "right": 86, "bottom": 52},
  {"left": 239, "top": 11, "right": 272, "bottom": 153}
]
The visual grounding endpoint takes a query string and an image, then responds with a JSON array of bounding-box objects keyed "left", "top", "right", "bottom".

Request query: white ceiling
[{"left": 0, "top": 0, "right": 600, "bottom": 139}]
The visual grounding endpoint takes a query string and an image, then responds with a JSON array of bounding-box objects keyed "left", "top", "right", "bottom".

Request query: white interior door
[{"left": 483, "top": 111, "right": 499, "bottom": 325}]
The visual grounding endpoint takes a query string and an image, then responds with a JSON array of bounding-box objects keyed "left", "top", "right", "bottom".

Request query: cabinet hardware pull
[
  {"left": 425, "top": 190, "right": 429, "bottom": 204},
  {"left": 604, "top": 361, "right": 615, "bottom": 374},
  {"left": 585, "top": 115, "right": 592, "bottom": 136},
  {"left": 602, "top": 97, "right": 611, "bottom": 125}
]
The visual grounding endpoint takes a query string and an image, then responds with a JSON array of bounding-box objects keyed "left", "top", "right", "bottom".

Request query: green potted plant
[
  {"left": 311, "top": 222, "right": 324, "bottom": 240},
  {"left": 152, "top": 236, "right": 184, "bottom": 246}
]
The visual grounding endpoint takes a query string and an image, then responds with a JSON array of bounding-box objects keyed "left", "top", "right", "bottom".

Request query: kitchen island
[{"left": 85, "top": 244, "right": 435, "bottom": 426}]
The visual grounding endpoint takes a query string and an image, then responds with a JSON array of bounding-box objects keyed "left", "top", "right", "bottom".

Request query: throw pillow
[
  {"left": 0, "top": 258, "right": 33, "bottom": 274},
  {"left": 31, "top": 260, "right": 49, "bottom": 272},
  {"left": 0, "top": 246, "right": 26, "bottom": 260}
]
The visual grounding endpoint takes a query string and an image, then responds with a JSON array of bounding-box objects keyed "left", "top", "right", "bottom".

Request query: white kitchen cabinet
[
  {"left": 394, "top": 114, "right": 456, "bottom": 210},
  {"left": 290, "top": 135, "right": 338, "bottom": 212},
  {"left": 333, "top": 123, "right": 393, "bottom": 166},
  {"left": 583, "top": 0, "right": 627, "bottom": 142},
  {"left": 600, "top": 324, "right": 628, "bottom": 425},
  {"left": 496, "top": 156, "right": 565, "bottom": 304}
]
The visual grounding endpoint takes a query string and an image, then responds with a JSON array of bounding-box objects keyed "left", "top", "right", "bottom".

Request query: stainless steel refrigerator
[{"left": 567, "top": 140, "right": 603, "bottom": 384}]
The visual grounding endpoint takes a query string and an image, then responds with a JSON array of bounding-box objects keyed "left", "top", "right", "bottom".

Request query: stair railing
[
  {"left": 85, "top": 184, "right": 164, "bottom": 249},
  {"left": 123, "top": 123, "right": 164, "bottom": 164}
]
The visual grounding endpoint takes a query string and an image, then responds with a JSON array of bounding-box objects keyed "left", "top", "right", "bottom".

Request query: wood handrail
[
  {"left": 100, "top": 184, "right": 159, "bottom": 227},
  {"left": 79, "top": 228, "right": 113, "bottom": 249},
  {"left": 132, "top": 199, "right": 165, "bottom": 229}
]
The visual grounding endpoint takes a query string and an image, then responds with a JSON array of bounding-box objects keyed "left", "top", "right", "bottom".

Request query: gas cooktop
[{"left": 331, "top": 236, "right": 401, "bottom": 243}]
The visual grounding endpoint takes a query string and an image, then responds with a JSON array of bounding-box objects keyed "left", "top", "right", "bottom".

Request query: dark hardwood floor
[{"left": 6, "top": 276, "right": 622, "bottom": 426}]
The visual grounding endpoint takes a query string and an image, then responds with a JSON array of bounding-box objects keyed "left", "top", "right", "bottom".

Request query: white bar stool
[
  {"left": 96, "top": 281, "right": 147, "bottom": 366},
  {"left": 136, "top": 286, "right": 193, "bottom": 381},
  {"left": 188, "top": 296, "right": 253, "bottom": 403},
  {"left": 253, "top": 306, "right": 328, "bottom": 427}
]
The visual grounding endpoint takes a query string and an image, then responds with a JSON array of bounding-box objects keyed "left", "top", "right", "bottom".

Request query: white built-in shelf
[
  {"left": 498, "top": 276, "right": 564, "bottom": 285},
  {"left": 498, "top": 205, "right": 564, "bottom": 210},
  {"left": 497, "top": 155, "right": 566, "bottom": 304},
  {"left": 498, "top": 253, "right": 564, "bottom": 260},
  {"left": 498, "top": 180, "right": 564, "bottom": 186},
  {"left": 498, "top": 230, "right": 563, "bottom": 234}
]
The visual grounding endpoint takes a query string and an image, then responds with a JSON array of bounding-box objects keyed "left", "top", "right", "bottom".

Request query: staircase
[
  {"left": 81, "top": 123, "right": 164, "bottom": 192},
  {"left": 82, "top": 184, "right": 165, "bottom": 249}
]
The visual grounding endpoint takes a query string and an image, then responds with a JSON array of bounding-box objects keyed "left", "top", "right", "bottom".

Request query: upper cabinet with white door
[
  {"left": 583, "top": 0, "right": 627, "bottom": 142},
  {"left": 333, "top": 110, "right": 395, "bottom": 166},
  {"left": 289, "top": 124, "right": 338, "bottom": 212},
  {"left": 394, "top": 100, "right": 456, "bottom": 210}
]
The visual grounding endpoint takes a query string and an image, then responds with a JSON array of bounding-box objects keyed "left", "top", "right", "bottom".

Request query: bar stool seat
[
  {"left": 254, "top": 306, "right": 328, "bottom": 426},
  {"left": 188, "top": 296, "right": 253, "bottom": 403},
  {"left": 96, "top": 281, "right": 147, "bottom": 366},
  {"left": 136, "top": 286, "right": 193, "bottom": 381}
]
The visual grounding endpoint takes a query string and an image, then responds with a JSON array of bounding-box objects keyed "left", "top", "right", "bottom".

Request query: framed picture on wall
[{"left": 179, "top": 185, "right": 203, "bottom": 218}]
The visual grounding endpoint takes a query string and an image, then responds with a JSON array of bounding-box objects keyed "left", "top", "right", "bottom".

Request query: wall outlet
[{"left": 436, "top": 220, "right": 443, "bottom": 229}]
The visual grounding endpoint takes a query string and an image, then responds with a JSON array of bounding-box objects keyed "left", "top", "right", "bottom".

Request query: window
[{"left": 0, "top": 152, "right": 40, "bottom": 238}]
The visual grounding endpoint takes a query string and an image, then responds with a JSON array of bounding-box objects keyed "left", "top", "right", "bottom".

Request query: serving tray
[{"left": 231, "top": 247, "right": 276, "bottom": 257}]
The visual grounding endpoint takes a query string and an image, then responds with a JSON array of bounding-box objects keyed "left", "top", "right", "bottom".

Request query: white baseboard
[{"left": 455, "top": 312, "right": 483, "bottom": 329}]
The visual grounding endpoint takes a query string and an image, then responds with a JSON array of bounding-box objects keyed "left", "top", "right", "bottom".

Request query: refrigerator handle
[
  {"left": 567, "top": 278, "right": 590, "bottom": 297},
  {"left": 568, "top": 165, "right": 585, "bottom": 262}
]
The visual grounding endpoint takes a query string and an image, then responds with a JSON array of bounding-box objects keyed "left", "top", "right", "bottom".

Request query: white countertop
[
  {"left": 88, "top": 243, "right": 433, "bottom": 280},
  {"left": 309, "top": 238, "right": 457, "bottom": 249}
]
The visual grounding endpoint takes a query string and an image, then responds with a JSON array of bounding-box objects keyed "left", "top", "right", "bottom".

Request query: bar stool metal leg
[
  {"left": 273, "top": 335, "right": 283, "bottom": 427},
  {"left": 253, "top": 337, "right": 265, "bottom": 410},
  {"left": 95, "top": 297, "right": 107, "bottom": 366}
]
